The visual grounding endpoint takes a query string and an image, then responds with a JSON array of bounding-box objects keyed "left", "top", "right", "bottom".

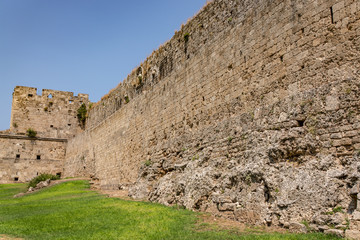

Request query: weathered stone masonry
[
  {"left": 0, "top": 135, "right": 66, "bottom": 183},
  {"left": 0, "top": 86, "right": 89, "bottom": 183},
  {"left": 64, "top": 0, "right": 360, "bottom": 236},
  {"left": 10, "top": 86, "right": 89, "bottom": 138},
  {"left": 1, "top": 0, "right": 360, "bottom": 237}
]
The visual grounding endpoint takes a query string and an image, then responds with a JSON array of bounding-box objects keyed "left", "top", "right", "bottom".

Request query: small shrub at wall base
[
  {"left": 28, "top": 173, "right": 60, "bottom": 188},
  {"left": 26, "top": 128, "right": 37, "bottom": 138}
]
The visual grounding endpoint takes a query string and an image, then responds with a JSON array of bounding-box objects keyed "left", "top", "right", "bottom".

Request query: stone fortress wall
[
  {"left": 0, "top": 86, "right": 89, "bottom": 183},
  {"left": 64, "top": 0, "right": 360, "bottom": 237},
  {"left": 0, "top": 0, "right": 359, "bottom": 237},
  {"left": 0, "top": 136, "right": 66, "bottom": 183}
]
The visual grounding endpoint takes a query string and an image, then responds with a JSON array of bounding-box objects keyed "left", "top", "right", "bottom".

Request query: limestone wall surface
[
  {"left": 0, "top": 135, "right": 66, "bottom": 183},
  {"left": 64, "top": 0, "right": 360, "bottom": 235},
  {"left": 10, "top": 86, "right": 89, "bottom": 139}
]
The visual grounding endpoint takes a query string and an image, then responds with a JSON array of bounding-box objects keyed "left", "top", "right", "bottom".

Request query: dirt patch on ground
[
  {"left": 196, "top": 213, "right": 287, "bottom": 234},
  {"left": 0, "top": 235, "right": 23, "bottom": 240},
  {"left": 97, "top": 189, "right": 133, "bottom": 200}
]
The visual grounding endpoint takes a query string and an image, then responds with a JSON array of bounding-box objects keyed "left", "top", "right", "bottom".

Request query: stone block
[
  {"left": 325, "top": 96, "right": 340, "bottom": 111},
  {"left": 330, "top": 133, "right": 342, "bottom": 139},
  {"left": 324, "top": 229, "right": 344, "bottom": 238},
  {"left": 333, "top": 138, "right": 352, "bottom": 147},
  {"left": 353, "top": 211, "right": 360, "bottom": 221},
  {"left": 289, "top": 222, "right": 307, "bottom": 233},
  {"left": 218, "top": 203, "right": 236, "bottom": 211},
  {"left": 345, "top": 131, "right": 358, "bottom": 138}
]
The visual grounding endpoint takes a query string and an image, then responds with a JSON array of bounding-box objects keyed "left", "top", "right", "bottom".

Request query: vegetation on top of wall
[
  {"left": 27, "top": 173, "right": 60, "bottom": 188},
  {"left": 26, "top": 128, "right": 37, "bottom": 138},
  {"left": 184, "top": 32, "right": 190, "bottom": 43},
  {"left": 77, "top": 103, "right": 87, "bottom": 129}
]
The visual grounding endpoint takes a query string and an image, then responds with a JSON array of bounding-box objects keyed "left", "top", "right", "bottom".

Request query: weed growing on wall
[
  {"left": 77, "top": 104, "right": 87, "bottom": 129},
  {"left": 26, "top": 128, "right": 37, "bottom": 138},
  {"left": 184, "top": 32, "right": 190, "bottom": 43}
]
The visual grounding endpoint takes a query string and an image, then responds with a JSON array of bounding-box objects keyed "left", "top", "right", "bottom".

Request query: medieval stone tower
[{"left": 0, "top": 86, "right": 89, "bottom": 183}]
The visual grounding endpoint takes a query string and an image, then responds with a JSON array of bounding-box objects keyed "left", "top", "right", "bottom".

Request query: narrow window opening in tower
[
  {"left": 330, "top": 7, "right": 334, "bottom": 24},
  {"left": 48, "top": 94, "right": 53, "bottom": 99},
  {"left": 37, "top": 155, "right": 41, "bottom": 160},
  {"left": 16, "top": 154, "right": 20, "bottom": 159}
]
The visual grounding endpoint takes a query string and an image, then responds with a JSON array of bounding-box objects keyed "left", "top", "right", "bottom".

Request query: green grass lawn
[{"left": 0, "top": 180, "right": 340, "bottom": 240}]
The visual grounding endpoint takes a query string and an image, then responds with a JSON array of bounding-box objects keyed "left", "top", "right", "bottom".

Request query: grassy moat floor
[{"left": 0, "top": 180, "right": 340, "bottom": 240}]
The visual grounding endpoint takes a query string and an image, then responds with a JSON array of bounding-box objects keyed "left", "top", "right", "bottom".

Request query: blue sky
[{"left": 0, "top": 0, "right": 207, "bottom": 130}]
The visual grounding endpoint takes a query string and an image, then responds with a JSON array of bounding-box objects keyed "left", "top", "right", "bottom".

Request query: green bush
[
  {"left": 28, "top": 173, "right": 60, "bottom": 188},
  {"left": 77, "top": 103, "right": 87, "bottom": 129},
  {"left": 26, "top": 128, "right": 37, "bottom": 138}
]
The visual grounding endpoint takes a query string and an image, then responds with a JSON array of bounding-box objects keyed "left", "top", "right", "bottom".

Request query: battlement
[
  {"left": 12, "top": 86, "right": 88, "bottom": 103},
  {"left": 10, "top": 86, "right": 90, "bottom": 139}
]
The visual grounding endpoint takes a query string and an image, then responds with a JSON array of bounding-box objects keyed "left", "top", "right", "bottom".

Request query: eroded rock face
[{"left": 129, "top": 79, "right": 360, "bottom": 234}]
